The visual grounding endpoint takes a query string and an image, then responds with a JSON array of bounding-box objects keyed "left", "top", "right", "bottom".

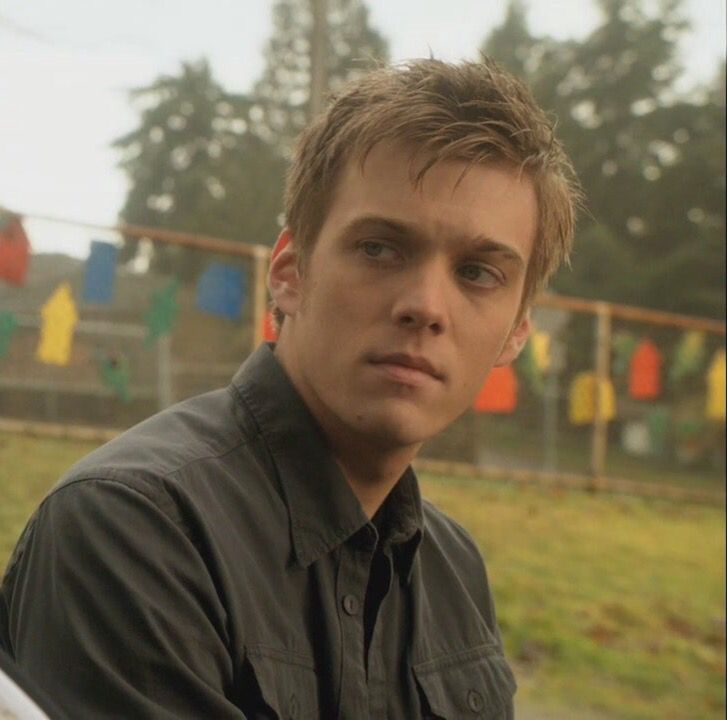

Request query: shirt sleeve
[{"left": 1, "top": 477, "right": 246, "bottom": 720}]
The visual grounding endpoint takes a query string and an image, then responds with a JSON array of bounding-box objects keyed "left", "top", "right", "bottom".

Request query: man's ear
[
  {"left": 267, "top": 229, "right": 301, "bottom": 318},
  {"left": 494, "top": 312, "right": 532, "bottom": 367}
]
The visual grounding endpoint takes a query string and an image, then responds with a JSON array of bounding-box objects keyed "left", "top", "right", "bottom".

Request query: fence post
[
  {"left": 591, "top": 302, "right": 612, "bottom": 479},
  {"left": 251, "top": 248, "right": 270, "bottom": 351}
]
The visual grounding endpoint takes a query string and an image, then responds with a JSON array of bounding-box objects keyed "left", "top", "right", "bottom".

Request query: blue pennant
[
  {"left": 83, "top": 240, "right": 118, "bottom": 304},
  {"left": 196, "top": 263, "right": 245, "bottom": 321}
]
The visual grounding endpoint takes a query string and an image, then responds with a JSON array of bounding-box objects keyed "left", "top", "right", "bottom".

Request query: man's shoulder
[
  {"left": 54, "top": 384, "right": 266, "bottom": 500},
  {"left": 420, "top": 498, "right": 486, "bottom": 571},
  {"left": 418, "top": 497, "right": 500, "bottom": 638},
  {"left": 421, "top": 500, "right": 487, "bottom": 583}
]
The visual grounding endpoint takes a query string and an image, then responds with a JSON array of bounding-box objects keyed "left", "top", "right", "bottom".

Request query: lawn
[
  {"left": 1, "top": 431, "right": 724, "bottom": 719},
  {"left": 420, "top": 474, "right": 726, "bottom": 720}
]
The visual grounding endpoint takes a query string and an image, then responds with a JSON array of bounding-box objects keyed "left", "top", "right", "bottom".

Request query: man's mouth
[{"left": 369, "top": 353, "right": 444, "bottom": 384}]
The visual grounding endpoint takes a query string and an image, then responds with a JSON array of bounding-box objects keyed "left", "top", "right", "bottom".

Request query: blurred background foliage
[{"left": 113, "top": 0, "right": 725, "bottom": 319}]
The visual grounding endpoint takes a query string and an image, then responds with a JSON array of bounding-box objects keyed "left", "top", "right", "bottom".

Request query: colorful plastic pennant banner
[
  {"left": 706, "top": 349, "right": 725, "bottom": 421},
  {"left": 568, "top": 372, "right": 616, "bottom": 425},
  {"left": 262, "top": 308, "right": 278, "bottom": 342},
  {"left": 646, "top": 407, "right": 670, "bottom": 456},
  {"left": 99, "top": 354, "right": 131, "bottom": 402},
  {"left": 83, "top": 240, "right": 118, "bottom": 304},
  {"left": 611, "top": 332, "right": 638, "bottom": 377},
  {"left": 517, "top": 330, "right": 550, "bottom": 395},
  {"left": 0, "top": 212, "right": 31, "bottom": 286},
  {"left": 530, "top": 331, "right": 551, "bottom": 373},
  {"left": 0, "top": 311, "right": 18, "bottom": 358},
  {"left": 473, "top": 365, "right": 518, "bottom": 414},
  {"left": 196, "top": 263, "right": 245, "bottom": 321},
  {"left": 629, "top": 339, "right": 663, "bottom": 400},
  {"left": 36, "top": 282, "right": 78, "bottom": 366},
  {"left": 145, "top": 278, "right": 180, "bottom": 346},
  {"left": 670, "top": 331, "right": 706, "bottom": 385}
]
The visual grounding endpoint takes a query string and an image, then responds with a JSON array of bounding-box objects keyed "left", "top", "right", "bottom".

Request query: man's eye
[
  {"left": 457, "top": 263, "right": 502, "bottom": 288},
  {"left": 360, "top": 240, "right": 398, "bottom": 260}
]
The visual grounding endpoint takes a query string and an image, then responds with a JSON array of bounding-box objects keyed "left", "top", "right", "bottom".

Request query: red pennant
[
  {"left": 473, "top": 365, "right": 518, "bottom": 413},
  {"left": 629, "top": 339, "right": 662, "bottom": 400},
  {"left": 0, "top": 216, "right": 31, "bottom": 286},
  {"left": 262, "top": 309, "right": 278, "bottom": 342}
]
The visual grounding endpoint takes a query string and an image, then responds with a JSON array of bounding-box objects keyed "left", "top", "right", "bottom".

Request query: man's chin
[{"left": 354, "top": 411, "right": 444, "bottom": 452}]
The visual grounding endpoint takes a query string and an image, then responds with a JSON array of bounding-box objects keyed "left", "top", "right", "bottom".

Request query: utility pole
[{"left": 309, "top": 0, "right": 328, "bottom": 119}]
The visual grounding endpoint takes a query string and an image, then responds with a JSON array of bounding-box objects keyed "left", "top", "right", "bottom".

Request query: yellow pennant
[
  {"left": 36, "top": 282, "right": 79, "bottom": 366},
  {"left": 568, "top": 371, "right": 616, "bottom": 425},
  {"left": 706, "top": 350, "right": 726, "bottom": 421},
  {"left": 531, "top": 330, "right": 551, "bottom": 373}
]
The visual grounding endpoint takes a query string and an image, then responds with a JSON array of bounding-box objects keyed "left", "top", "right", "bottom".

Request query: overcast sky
[{"left": 1, "top": 0, "right": 724, "bottom": 257}]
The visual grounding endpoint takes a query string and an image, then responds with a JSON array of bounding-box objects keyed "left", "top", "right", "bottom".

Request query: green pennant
[
  {"left": 145, "top": 278, "right": 180, "bottom": 346},
  {"left": 0, "top": 311, "right": 17, "bottom": 358},
  {"left": 611, "top": 332, "right": 638, "bottom": 377},
  {"left": 99, "top": 355, "right": 131, "bottom": 402},
  {"left": 646, "top": 407, "right": 670, "bottom": 457},
  {"left": 669, "top": 331, "right": 706, "bottom": 385},
  {"left": 516, "top": 339, "right": 544, "bottom": 395}
]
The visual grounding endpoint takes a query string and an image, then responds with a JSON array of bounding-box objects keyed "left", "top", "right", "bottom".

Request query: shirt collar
[{"left": 231, "top": 343, "right": 423, "bottom": 577}]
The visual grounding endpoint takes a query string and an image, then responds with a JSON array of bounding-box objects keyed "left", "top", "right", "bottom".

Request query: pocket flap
[
  {"left": 413, "top": 644, "right": 516, "bottom": 719},
  {"left": 246, "top": 646, "right": 319, "bottom": 719}
]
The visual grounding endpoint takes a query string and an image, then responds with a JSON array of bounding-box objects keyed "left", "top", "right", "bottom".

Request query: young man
[{"left": 1, "top": 59, "right": 578, "bottom": 718}]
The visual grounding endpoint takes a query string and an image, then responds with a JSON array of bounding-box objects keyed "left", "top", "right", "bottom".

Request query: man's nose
[{"left": 391, "top": 261, "right": 449, "bottom": 335}]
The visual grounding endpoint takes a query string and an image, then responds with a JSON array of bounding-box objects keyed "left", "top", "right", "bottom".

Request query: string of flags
[
  {"left": 2, "top": 213, "right": 725, "bottom": 418},
  {"left": 706, "top": 350, "right": 725, "bottom": 421},
  {"left": 471, "top": 330, "right": 725, "bottom": 425},
  {"left": 145, "top": 278, "right": 180, "bottom": 346},
  {"left": 1, "top": 215, "right": 254, "bottom": 401},
  {"left": 567, "top": 372, "right": 617, "bottom": 425},
  {"left": 0, "top": 208, "right": 30, "bottom": 286},
  {"left": 83, "top": 241, "right": 119, "bottom": 304},
  {"left": 0, "top": 311, "right": 17, "bottom": 358},
  {"left": 473, "top": 365, "right": 518, "bottom": 414},
  {"left": 628, "top": 339, "right": 662, "bottom": 401},
  {"left": 98, "top": 353, "right": 131, "bottom": 403},
  {"left": 36, "top": 282, "right": 78, "bottom": 366}
]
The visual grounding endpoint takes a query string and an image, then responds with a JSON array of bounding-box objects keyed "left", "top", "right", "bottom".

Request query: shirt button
[
  {"left": 342, "top": 594, "right": 360, "bottom": 616},
  {"left": 467, "top": 688, "right": 484, "bottom": 713}
]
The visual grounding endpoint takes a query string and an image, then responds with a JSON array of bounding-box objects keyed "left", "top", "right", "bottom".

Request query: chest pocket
[
  {"left": 246, "top": 645, "right": 320, "bottom": 720},
  {"left": 412, "top": 644, "right": 516, "bottom": 720}
]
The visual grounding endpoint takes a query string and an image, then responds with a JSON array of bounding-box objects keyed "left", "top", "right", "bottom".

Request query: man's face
[{"left": 272, "top": 143, "right": 536, "bottom": 453}]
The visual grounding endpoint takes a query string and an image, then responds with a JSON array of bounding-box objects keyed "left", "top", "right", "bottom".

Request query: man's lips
[{"left": 368, "top": 353, "right": 444, "bottom": 383}]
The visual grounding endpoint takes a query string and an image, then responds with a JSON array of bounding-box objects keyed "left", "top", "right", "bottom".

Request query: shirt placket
[
  {"left": 335, "top": 531, "right": 375, "bottom": 719},
  {"left": 365, "top": 548, "right": 393, "bottom": 719}
]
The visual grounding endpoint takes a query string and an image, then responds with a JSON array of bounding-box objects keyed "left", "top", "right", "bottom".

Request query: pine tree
[
  {"left": 482, "top": 0, "right": 725, "bottom": 318},
  {"left": 250, "top": 0, "right": 389, "bottom": 155},
  {"left": 114, "top": 60, "right": 286, "bottom": 277}
]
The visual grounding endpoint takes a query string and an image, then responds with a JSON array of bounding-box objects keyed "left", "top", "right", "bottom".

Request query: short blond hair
[{"left": 282, "top": 57, "right": 580, "bottom": 318}]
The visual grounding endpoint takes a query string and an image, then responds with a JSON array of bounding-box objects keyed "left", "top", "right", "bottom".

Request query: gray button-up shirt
[{"left": 1, "top": 343, "right": 515, "bottom": 719}]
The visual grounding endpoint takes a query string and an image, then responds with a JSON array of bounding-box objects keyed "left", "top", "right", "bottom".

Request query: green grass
[
  {"left": 0, "top": 433, "right": 99, "bottom": 569},
  {"left": 1, "top": 432, "right": 724, "bottom": 719},
  {"left": 420, "top": 474, "right": 726, "bottom": 720}
]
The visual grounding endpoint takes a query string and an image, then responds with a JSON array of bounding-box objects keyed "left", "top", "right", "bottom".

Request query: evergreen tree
[
  {"left": 250, "top": 0, "right": 389, "bottom": 155},
  {"left": 114, "top": 60, "right": 286, "bottom": 277},
  {"left": 482, "top": 0, "right": 725, "bottom": 318}
]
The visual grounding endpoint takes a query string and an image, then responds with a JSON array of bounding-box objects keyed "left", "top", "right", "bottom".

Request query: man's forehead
[{"left": 345, "top": 139, "right": 521, "bottom": 193}]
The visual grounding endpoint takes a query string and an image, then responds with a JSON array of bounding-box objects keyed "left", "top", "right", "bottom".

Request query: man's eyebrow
[
  {"left": 341, "top": 214, "right": 525, "bottom": 266},
  {"left": 339, "top": 215, "right": 412, "bottom": 237}
]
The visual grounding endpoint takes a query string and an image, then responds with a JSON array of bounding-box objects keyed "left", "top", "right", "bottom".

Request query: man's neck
[
  {"left": 273, "top": 337, "right": 421, "bottom": 518},
  {"left": 327, "top": 432, "right": 420, "bottom": 519}
]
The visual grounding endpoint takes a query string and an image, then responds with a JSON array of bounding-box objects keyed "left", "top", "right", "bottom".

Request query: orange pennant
[
  {"left": 473, "top": 365, "right": 518, "bottom": 413},
  {"left": 629, "top": 339, "right": 662, "bottom": 400},
  {"left": 0, "top": 215, "right": 31, "bottom": 286}
]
